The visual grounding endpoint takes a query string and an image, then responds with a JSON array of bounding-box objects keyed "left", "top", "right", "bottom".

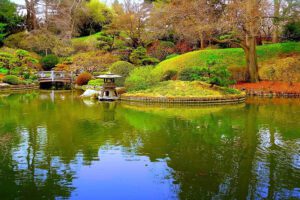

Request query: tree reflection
[
  {"left": 0, "top": 92, "right": 299, "bottom": 199},
  {"left": 118, "top": 102, "right": 300, "bottom": 199}
]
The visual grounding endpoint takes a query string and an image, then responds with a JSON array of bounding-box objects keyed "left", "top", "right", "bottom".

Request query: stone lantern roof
[{"left": 96, "top": 73, "right": 122, "bottom": 79}]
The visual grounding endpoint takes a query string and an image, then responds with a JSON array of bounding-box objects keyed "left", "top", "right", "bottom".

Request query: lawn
[{"left": 153, "top": 42, "right": 300, "bottom": 80}]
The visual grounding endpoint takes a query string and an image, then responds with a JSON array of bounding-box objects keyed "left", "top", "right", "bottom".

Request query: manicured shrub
[
  {"left": 110, "top": 61, "right": 135, "bottom": 86},
  {"left": 23, "top": 79, "right": 34, "bottom": 85},
  {"left": 96, "top": 32, "right": 114, "bottom": 51},
  {"left": 179, "top": 66, "right": 210, "bottom": 81},
  {"left": 23, "top": 72, "right": 30, "bottom": 79},
  {"left": 10, "top": 67, "right": 21, "bottom": 76},
  {"left": 0, "top": 67, "right": 9, "bottom": 75},
  {"left": 3, "top": 75, "right": 20, "bottom": 85},
  {"left": 179, "top": 66, "right": 234, "bottom": 86},
  {"left": 41, "top": 54, "right": 59, "bottom": 70},
  {"left": 129, "top": 46, "right": 160, "bottom": 66},
  {"left": 88, "top": 79, "right": 103, "bottom": 86},
  {"left": 142, "top": 57, "right": 160, "bottom": 66},
  {"left": 129, "top": 47, "right": 147, "bottom": 65},
  {"left": 125, "top": 66, "right": 159, "bottom": 91},
  {"left": 0, "top": 52, "right": 15, "bottom": 69},
  {"left": 29, "top": 74, "right": 38, "bottom": 81},
  {"left": 0, "top": 49, "right": 41, "bottom": 73},
  {"left": 15, "top": 49, "right": 29, "bottom": 59},
  {"left": 76, "top": 72, "right": 92, "bottom": 86},
  {"left": 209, "top": 66, "right": 235, "bottom": 87}
]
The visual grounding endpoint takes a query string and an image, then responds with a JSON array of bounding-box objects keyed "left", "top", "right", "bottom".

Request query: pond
[{"left": 0, "top": 91, "right": 299, "bottom": 200}]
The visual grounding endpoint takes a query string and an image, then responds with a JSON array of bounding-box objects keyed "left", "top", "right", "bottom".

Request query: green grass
[
  {"left": 153, "top": 42, "right": 300, "bottom": 79},
  {"left": 123, "top": 80, "right": 242, "bottom": 98},
  {"left": 72, "top": 32, "right": 102, "bottom": 43}
]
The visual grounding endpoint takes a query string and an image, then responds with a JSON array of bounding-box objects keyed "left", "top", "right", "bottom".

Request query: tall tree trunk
[
  {"left": 272, "top": 0, "right": 280, "bottom": 43},
  {"left": 45, "top": 0, "right": 49, "bottom": 29},
  {"left": 25, "top": 0, "right": 37, "bottom": 31},
  {"left": 246, "top": 0, "right": 260, "bottom": 82},
  {"left": 247, "top": 37, "right": 259, "bottom": 82},
  {"left": 248, "top": 37, "right": 259, "bottom": 83}
]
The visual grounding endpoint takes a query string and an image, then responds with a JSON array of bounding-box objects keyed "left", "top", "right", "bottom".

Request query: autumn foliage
[
  {"left": 76, "top": 72, "right": 92, "bottom": 86},
  {"left": 234, "top": 81, "right": 300, "bottom": 95}
]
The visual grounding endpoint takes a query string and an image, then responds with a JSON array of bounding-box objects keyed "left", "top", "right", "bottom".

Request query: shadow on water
[{"left": 0, "top": 91, "right": 299, "bottom": 199}]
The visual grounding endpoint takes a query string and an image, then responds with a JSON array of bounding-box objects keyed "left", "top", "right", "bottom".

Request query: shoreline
[
  {"left": 120, "top": 94, "right": 246, "bottom": 104},
  {"left": 234, "top": 81, "right": 300, "bottom": 97},
  {"left": 0, "top": 84, "right": 39, "bottom": 92}
]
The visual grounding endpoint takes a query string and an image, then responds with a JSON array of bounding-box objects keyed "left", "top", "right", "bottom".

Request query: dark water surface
[{"left": 0, "top": 91, "right": 299, "bottom": 200}]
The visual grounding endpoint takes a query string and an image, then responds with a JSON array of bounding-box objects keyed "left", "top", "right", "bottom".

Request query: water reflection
[{"left": 0, "top": 91, "right": 299, "bottom": 199}]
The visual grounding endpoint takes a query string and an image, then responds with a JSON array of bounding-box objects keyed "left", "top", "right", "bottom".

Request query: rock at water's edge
[{"left": 80, "top": 89, "right": 99, "bottom": 98}]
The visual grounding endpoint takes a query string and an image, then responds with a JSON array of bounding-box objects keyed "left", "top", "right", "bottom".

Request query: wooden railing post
[{"left": 51, "top": 71, "right": 54, "bottom": 82}]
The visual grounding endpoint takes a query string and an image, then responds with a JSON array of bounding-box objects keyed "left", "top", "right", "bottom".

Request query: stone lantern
[{"left": 96, "top": 73, "right": 122, "bottom": 101}]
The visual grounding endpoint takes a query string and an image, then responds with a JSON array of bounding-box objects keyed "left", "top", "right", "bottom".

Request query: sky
[{"left": 11, "top": 0, "right": 140, "bottom": 6}]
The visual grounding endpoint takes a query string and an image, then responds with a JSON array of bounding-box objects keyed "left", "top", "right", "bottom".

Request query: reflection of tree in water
[
  {"left": 119, "top": 102, "right": 300, "bottom": 199},
  {"left": 0, "top": 92, "right": 78, "bottom": 199},
  {"left": 0, "top": 92, "right": 300, "bottom": 199},
  {"left": 0, "top": 128, "right": 75, "bottom": 199},
  {"left": 248, "top": 102, "right": 300, "bottom": 199},
  {"left": 0, "top": 92, "right": 129, "bottom": 199}
]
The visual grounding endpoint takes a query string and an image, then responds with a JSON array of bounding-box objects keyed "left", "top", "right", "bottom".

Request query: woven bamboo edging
[
  {"left": 0, "top": 85, "right": 39, "bottom": 91},
  {"left": 120, "top": 94, "right": 246, "bottom": 104}
]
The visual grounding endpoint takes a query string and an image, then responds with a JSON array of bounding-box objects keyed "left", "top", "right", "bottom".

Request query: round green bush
[
  {"left": 110, "top": 61, "right": 135, "bottom": 86},
  {"left": 129, "top": 47, "right": 147, "bottom": 65},
  {"left": 179, "top": 66, "right": 210, "bottom": 81},
  {"left": 178, "top": 66, "right": 234, "bottom": 86},
  {"left": 0, "top": 67, "right": 9, "bottom": 75},
  {"left": 3, "top": 75, "right": 20, "bottom": 85},
  {"left": 41, "top": 55, "right": 59, "bottom": 70},
  {"left": 88, "top": 79, "right": 103, "bottom": 86},
  {"left": 125, "top": 66, "right": 159, "bottom": 91}
]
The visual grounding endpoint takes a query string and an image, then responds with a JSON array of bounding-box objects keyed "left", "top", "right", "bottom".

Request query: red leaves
[{"left": 234, "top": 81, "right": 300, "bottom": 95}]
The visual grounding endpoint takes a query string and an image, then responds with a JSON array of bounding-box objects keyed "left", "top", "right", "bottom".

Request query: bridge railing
[{"left": 37, "top": 71, "right": 73, "bottom": 82}]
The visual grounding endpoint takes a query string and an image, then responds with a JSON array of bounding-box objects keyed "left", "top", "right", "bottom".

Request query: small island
[{"left": 121, "top": 81, "right": 245, "bottom": 104}]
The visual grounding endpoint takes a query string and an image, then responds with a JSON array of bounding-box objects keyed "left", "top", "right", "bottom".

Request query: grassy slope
[
  {"left": 153, "top": 42, "right": 300, "bottom": 77},
  {"left": 71, "top": 32, "right": 102, "bottom": 43},
  {"left": 123, "top": 81, "right": 242, "bottom": 98}
]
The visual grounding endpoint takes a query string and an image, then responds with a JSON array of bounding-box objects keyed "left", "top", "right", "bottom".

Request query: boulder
[{"left": 80, "top": 89, "right": 99, "bottom": 99}]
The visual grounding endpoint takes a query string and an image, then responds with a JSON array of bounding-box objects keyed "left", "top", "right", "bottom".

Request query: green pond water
[{"left": 0, "top": 91, "right": 300, "bottom": 200}]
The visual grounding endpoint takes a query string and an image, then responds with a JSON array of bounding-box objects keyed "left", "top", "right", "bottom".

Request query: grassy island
[{"left": 121, "top": 81, "right": 245, "bottom": 103}]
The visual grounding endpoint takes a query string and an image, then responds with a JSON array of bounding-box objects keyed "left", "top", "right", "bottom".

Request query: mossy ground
[{"left": 123, "top": 80, "right": 243, "bottom": 98}]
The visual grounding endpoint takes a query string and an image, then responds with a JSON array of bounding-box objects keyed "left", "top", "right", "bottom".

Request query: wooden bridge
[{"left": 37, "top": 71, "right": 73, "bottom": 89}]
